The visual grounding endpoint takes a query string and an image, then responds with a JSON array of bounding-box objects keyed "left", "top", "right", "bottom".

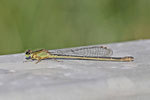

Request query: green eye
[{"left": 25, "top": 50, "right": 32, "bottom": 55}]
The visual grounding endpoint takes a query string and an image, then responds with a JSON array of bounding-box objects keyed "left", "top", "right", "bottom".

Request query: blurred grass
[{"left": 0, "top": 0, "right": 150, "bottom": 55}]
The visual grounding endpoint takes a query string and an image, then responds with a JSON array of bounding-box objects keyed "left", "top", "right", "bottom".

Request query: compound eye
[{"left": 25, "top": 50, "right": 32, "bottom": 55}]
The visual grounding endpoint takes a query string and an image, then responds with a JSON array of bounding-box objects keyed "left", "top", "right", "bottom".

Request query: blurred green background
[{"left": 0, "top": 0, "right": 150, "bottom": 55}]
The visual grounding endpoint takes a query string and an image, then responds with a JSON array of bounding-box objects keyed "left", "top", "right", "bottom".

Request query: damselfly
[{"left": 25, "top": 46, "right": 134, "bottom": 64}]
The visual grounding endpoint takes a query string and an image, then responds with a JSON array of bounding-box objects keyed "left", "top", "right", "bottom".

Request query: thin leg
[
  {"left": 36, "top": 59, "right": 41, "bottom": 64},
  {"left": 35, "top": 57, "right": 42, "bottom": 64}
]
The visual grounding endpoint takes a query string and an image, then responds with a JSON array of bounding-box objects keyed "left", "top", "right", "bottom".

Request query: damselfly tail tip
[{"left": 122, "top": 56, "right": 134, "bottom": 62}]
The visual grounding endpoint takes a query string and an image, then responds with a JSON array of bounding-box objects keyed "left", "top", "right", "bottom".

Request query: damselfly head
[
  {"left": 25, "top": 50, "right": 32, "bottom": 55},
  {"left": 25, "top": 50, "right": 32, "bottom": 60}
]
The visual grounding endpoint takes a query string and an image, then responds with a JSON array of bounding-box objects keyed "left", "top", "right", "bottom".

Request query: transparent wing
[
  {"left": 36, "top": 50, "right": 50, "bottom": 58},
  {"left": 49, "top": 46, "right": 113, "bottom": 57}
]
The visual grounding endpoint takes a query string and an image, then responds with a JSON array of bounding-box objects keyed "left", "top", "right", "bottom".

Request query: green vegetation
[{"left": 0, "top": 0, "right": 150, "bottom": 55}]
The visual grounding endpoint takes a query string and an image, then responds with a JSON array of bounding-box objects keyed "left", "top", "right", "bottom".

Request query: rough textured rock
[{"left": 0, "top": 39, "right": 150, "bottom": 100}]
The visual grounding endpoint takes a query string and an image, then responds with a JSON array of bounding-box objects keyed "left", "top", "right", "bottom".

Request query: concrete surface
[{"left": 0, "top": 39, "right": 150, "bottom": 100}]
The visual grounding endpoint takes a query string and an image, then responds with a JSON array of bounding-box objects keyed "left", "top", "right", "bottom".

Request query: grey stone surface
[{"left": 0, "top": 39, "right": 150, "bottom": 100}]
